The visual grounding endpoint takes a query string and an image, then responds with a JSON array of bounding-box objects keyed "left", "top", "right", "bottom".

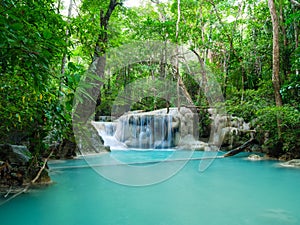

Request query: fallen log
[{"left": 223, "top": 138, "right": 256, "bottom": 157}]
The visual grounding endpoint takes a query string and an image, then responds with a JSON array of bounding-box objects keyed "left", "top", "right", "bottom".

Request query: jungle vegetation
[{"left": 0, "top": 0, "right": 299, "bottom": 159}]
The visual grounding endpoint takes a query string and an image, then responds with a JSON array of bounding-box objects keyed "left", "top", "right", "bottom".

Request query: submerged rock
[
  {"left": 177, "top": 134, "right": 209, "bottom": 150},
  {"left": 280, "top": 159, "right": 300, "bottom": 168},
  {"left": 247, "top": 154, "right": 262, "bottom": 161}
]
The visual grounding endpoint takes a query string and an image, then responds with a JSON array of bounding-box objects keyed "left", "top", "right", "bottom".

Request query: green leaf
[
  {"left": 43, "top": 29, "right": 52, "bottom": 39},
  {"left": 12, "top": 23, "right": 24, "bottom": 30}
]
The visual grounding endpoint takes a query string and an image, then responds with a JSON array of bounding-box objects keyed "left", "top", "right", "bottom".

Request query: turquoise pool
[{"left": 1, "top": 151, "right": 300, "bottom": 225}]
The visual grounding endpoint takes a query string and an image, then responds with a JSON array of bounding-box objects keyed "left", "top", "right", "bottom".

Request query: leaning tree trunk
[
  {"left": 74, "top": 0, "right": 119, "bottom": 123},
  {"left": 93, "top": 0, "right": 121, "bottom": 121},
  {"left": 77, "top": 0, "right": 120, "bottom": 124},
  {"left": 73, "top": 0, "right": 120, "bottom": 154}
]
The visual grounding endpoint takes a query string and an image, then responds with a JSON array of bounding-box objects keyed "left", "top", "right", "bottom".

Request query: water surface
[{"left": 1, "top": 151, "right": 299, "bottom": 225}]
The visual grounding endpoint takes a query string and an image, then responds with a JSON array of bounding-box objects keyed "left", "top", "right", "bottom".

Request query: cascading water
[
  {"left": 152, "top": 115, "right": 173, "bottom": 149},
  {"left": 92, "top": 107, "right": 209, "bottom": 151},
  {"left": 92, "top": 108, "right": 183, "bottom": 150},
  {"left": 121, "top": 114, "right": 175, "bottom": 149},
  {"left": 91, "top": 121, "right": 127, "bottom": 150}
]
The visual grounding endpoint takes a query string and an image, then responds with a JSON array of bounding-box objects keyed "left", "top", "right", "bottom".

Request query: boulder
[{"left": 0, "top": 144, "right": 31, "bottom": 164}]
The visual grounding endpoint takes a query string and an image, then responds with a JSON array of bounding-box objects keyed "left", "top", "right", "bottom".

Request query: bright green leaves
[{"left": 0, "top": 0, "right": 69, "bottom": 153}]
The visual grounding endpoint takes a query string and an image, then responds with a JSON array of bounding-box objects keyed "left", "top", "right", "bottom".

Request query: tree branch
[
  {"left": 94, "top": 0, "right": 121, "bottom": 58},
  {"left": 207, "top": 0, "right": 242, "bottom": 58},
  {"left": 291, "top": 0, "right": 300, "bottom": 7},
  {"left": 223, "top": 138, "right": 255, "bottom": 157},
  {"left": 31, "top": 152, "right": 53, "bottom": 184}
]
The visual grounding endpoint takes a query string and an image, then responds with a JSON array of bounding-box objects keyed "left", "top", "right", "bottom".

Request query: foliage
[
  {"left": 0, "top": 0, "right": 67, "bottom": 83},
  {"left": 0, "top": 0, "right": 67, "bottom": 153},
  {"left": 280, "top": 74, "right": 300, "bottom": 109},
  {"left": 226, "top": 81, "right": 300, "bottom": 156},
  {"left": 225, "top": 80, "right": 274, "bottom": 122},
  {"left": 255, "top": 106, "right": 300, "bottom": 155},
  {"left": 45, "top": 62, "right": 86, "bottom": 144}
]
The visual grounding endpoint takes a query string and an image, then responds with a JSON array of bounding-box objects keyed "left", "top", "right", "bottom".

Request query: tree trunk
[
  {"left": 268, "top": 0, "right": 283, "bottom": 108},
  {"left": 61, "top": 0, "right": 73, "bottom": 76},
  {"left": 191, "top": 49, "right": 208, "bottom": 95},
  {"left": 75, "top": 0, "right": 120, "bottom": 124},
  {"left": 175, "top": 0, "right": 181, "bottom": 111},
  {"left": 93, "top": 0, "right": 120, "bottom": 61},
  {"left": 279, "top": 2, "right": 289, "bottom": 80},
  {"left": 292, "top": 4, "right": 299, "bottom": 75},
  {"left": 92, "top": 0, "right": 120, "bottom": 119},
  {"left": 56, "top": 0, "right": 61, "bottom": 14},
  {"left": 268, "top": 0, "right": 283, "bottom": 140},
  {"left": 223, "top": 138, "right": 255, "bottom": 157}
]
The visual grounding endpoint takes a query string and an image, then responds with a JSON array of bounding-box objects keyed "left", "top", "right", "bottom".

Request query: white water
[
  {"left": 91, "top": 121, "right": 127, "bottom": 150},
  {"left": 92, "top": 114, "right": 175, "bottom": 150}
]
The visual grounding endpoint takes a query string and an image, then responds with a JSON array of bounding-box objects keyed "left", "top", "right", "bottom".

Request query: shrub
[{"left": 255, "top": 106, "right": 300, "bottom": 156}]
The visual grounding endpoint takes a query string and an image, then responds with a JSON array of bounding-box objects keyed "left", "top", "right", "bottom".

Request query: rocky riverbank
[{"left": 0, "top": 144, "right": 51, "bottom": 195}]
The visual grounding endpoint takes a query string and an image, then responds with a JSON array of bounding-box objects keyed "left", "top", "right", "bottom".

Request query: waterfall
[
  {"left": 91, "top": 107, "right": 204, "bottom": 151},
  {"left": 91, "top": 121, "right": 127, "bottom": 150},
  {"left": 93, "top": 112, "right": 178, "bottom": 150},
  {"left": 166, "top": 115, "right": 173, "bottom": 148},
  {"left": 154, "top": 115, "right": 173, "bottom": 149}
]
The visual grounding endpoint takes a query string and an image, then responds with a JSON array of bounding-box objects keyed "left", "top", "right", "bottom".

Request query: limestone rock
[
  {"left": 177, "top": 134, "right": 208, "bottom": 150},
  {"left": 208, "top": 109, "right": 255, "bottom": 148},
  {"left": 247, "top": 154, "right": 262, "bottom": 161}
]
